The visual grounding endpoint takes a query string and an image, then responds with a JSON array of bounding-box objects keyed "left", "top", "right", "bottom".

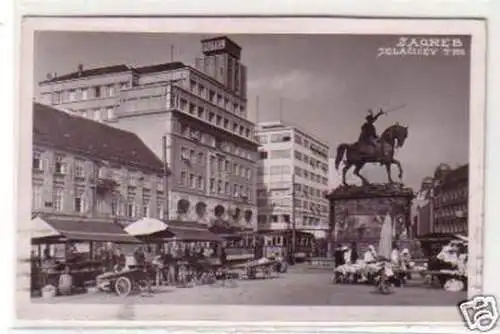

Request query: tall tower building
[{"left": 37, "top": 36, "right": 258, "bottom": 230}]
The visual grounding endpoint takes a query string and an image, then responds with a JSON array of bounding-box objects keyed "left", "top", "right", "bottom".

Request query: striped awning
[{"left": 31, "top": 215, "right": 141, "bottom": 244}]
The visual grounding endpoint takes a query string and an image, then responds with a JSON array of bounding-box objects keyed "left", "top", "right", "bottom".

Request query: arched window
[{"left": 177, "top": 199, "right": 190, "bottom": 215}]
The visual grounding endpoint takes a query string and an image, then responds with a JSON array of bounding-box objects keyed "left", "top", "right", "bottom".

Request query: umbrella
[
  {"left": 124, "top": 217, "right": 168, "bottom": 236},
  {"left": 378, "top": 213, "right": 393, "bottom": 259}
]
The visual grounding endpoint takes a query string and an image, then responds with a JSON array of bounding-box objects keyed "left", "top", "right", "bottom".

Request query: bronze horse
[{"left": 334, "top": 124, "right": 408, "bottom": 186}]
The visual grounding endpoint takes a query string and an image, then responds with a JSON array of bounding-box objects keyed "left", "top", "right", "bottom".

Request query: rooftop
[
  {"left": 256, "top": 120, "right": 330, "bottom": 150},
  {"left": 33, "top": 102, "right": 164, "bottom": 174},
  {"left": 39, "top": 62, "right": 188, "bottom": 84}
]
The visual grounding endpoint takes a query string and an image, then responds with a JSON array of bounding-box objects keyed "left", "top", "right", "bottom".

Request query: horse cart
[
  {"left": 231, "top": 258, "right": 281, "bottom": 280},
  {"left": 96, "top": 268, "right": 149, "bottom": 296}
]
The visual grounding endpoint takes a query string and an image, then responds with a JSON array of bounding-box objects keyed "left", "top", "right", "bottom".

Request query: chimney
[{"left": 77, "top": 64, "right": 84, "bottom": 76}]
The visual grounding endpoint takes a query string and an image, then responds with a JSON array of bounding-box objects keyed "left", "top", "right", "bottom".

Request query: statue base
[{"left": 326, "top": 183, "right": 415, "bottom": 254}]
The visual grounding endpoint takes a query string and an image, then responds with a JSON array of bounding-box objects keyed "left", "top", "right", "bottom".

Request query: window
[
  {"left": 111, "top": 198, "right": 118, "bottom": 216},
  {"left": 245, "top": 128, "right": 250, "bottom": 138},
  {"left": 294, "top": 151, "right": 303, "bottom": 161},
  {"left": 190, "top": 80, "right": 196, "bottom": 92},
  {"left": 217, "top": 180, "right": 223, "bottom": 194},
  {"left": 32, "top": 184, "right": 42, "bottom": 210},
  {"left": 120, "top": 82, "right": 130, "bottom": 90},
  {"left": 54, "top": 155, "right": 67, "bottom": 174},
  {"left": 93, "top": 108, "right": 101, "bottom": 121},
  {"left": 225, "top": 182, "right": 230, "bottom": 195},
  {"left": 209, "top": 90, "right": 215, "bottom": 102},
  {"left": 210, "top": 178, "right": 215, "bottom": 192},
  {"left": 106, "top": 85, "right": 115, "bottom": 97},
  {"left": 156, "top": 202, "right": 164, "bottom": 219},
  {"left": 80, "top": 88, "right": 88, "bottom": 100},
  {"left": 189, "top": 103, "right": 196, "bottom": 114},
  {"left": 198, "top": 84, "right": 205, "bottom": 97},
  {"left": 68, "top": 90, "right": 77, "bottom": 102},
  {"left": 94, "top": 86, "right": 101, "bottom": 98},
  {"left": 270, "top": 149, "right": 291, "bottom": 159},
  {"left": 181, "top": 172, "right": 187, "bottom": 185},
  {"left": 106, "top": 107, "right": 114, "bottom": 120},
  {"left": 271, "top": 133, "right": 291, "bottom": 143},
  {"left": 127, "top": 203, "right": 136, "bottom": 218},
  {"left": 33, "top": 152, "right": 43, "bottom": 170},
  {"left": 223, "top": 118, "right": 229, "bottom": 129},
  {"left": 143, "top": 202, "right": 150, "bottom": 217},
  {"left": 54, "top": 188, "right": 64, "bottom": 212},
  {"left": 197, "top": 152, "right": 204, "bottom": 164},
  {"left": 74, "top": 159, "right": 85, "bottom": 178},
  {"left": 256, "top": 135, "right": 268, "bottom": 144},
  {"left": 52, "top": 91, "right": 62, "bottom": 104},
  {"left": 189, "top": 174, "right": 196, "bottom": 188},
  {"left": 197, "top": 176, "right": 203, "bottom": 190},
  {"left": 74, "top": 193, "right": 86, "bottom": 213},
  {"left": 233, "top": 123, "right": 238, "bottom": 132},
  {"left": 224, "top": 160, "right": 230, "bottom": 172},
  {"left": 197, "top": 106, "right": 204, "bottom": 118},
  {"left": 208, "top": 112, "right": 215, "bottom": 123},
  {"left": 180, "top": 99, "right": 188, "bottom": 111},
  {"left": 259, "top": 151, "right": 268, "bottom": 159}
]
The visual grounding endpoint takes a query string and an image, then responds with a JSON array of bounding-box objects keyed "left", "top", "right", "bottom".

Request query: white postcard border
[{"left": 15, "top": 16, "right": 486, "bottom": 326}]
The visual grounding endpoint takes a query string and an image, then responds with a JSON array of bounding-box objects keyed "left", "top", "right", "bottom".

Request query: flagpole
[
  {"left": 291, "top": 171, "right": 296, "bottom": 264},
  {"left": 162, "top": 135, "right": 169, "bottom": 221}
]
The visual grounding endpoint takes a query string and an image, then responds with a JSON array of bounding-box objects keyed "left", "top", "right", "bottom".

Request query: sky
[{"left": 33, "top": 32, "right": 471, "bottom": 191}]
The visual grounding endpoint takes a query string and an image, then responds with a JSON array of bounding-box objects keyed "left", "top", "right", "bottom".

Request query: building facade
[
  {"left": 32, "top": 102, "right": 166, "bottom": 224},
  {"left": 255, "top": 122, "right": 330, "bottom": 239},
  {"left": 37, "top": 36, "right": 258, "bottom": 230},
  {"left": 415, "top": 164, "right": 469, "bottom": 236}
]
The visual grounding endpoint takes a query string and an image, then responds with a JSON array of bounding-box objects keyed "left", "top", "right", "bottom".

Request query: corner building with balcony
[
  {"left": 37, "top": 36, "right": 258, "bottom": 230},
  {"left": 32, "top": 102, "right": 166, "bottom": 225},
  {"left": 255, "top": 122, "right": 330, "bottom": 239}
]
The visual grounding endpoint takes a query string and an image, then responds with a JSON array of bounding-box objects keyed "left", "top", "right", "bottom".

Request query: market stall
[
  {"left": 125, "top": 218, "right": 223, "bottom": 286},
  {"left": 31, "top": 215, "right": 141, "bottom": 297}
]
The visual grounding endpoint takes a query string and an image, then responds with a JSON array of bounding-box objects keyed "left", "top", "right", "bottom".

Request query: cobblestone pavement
[{"left": 33, "top": 270, "right": 466, "bottom": 306}]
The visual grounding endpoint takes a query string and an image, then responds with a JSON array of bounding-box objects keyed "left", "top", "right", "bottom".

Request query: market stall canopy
[
  {"left": 31, "top": 215, "right": 141, "bottom": 244},
  {"left": 168, "top": 221, "right": 222, "bottom": 242},
  {"left": 125, "top": 218, "right": 222, "bottom": 242},
  {"left": 453, "top": 234, "right": 468, "bottom": 243},
  {"left": 124, "top": 217, "right": 168, "bottom": 236}
]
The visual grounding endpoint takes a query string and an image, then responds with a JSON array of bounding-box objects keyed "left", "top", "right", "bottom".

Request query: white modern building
[{"left": 255, "top": 121, "right": 330, "bottom": 238}]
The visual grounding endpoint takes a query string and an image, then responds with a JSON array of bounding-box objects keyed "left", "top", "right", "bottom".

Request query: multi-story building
[
  {"left": 255, "top": 121, "right": 330, "bottom": 239},
  {"left": 432, "top": 164, "right": 469, "bottom": 235},
  {"left": 32, "top": 102, "right": 166, "bottom": 224},
  {"left": 37, "top": 36, "right": 258, "bottom": 230},
  {"left": 415, "top": 164, "right": 469, "bottom": 236}
]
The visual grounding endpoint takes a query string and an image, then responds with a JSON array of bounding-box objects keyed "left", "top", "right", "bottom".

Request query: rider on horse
[{"left": 359, "top": 109, "right": 385, "bottom": 155}]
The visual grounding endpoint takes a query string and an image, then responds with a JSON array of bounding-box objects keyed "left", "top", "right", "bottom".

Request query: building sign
[
  {"left": 201, "top": 37, "right": 242, "bottom": 59},
  {"left": 202, "top": 38, "right": 227, "bottom": 53}
]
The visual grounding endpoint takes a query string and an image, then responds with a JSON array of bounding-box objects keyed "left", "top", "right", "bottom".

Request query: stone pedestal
[{"left": 326, "top": 183, "right": 415, "bottom": 253}]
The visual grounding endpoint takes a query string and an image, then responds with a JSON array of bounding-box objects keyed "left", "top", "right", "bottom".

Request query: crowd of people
[
  {"left": 31, "top": 241, "right": 230, "bottom": 297},
  {"left": 332, "top": 242, "right": 417, "bottom": 285}
]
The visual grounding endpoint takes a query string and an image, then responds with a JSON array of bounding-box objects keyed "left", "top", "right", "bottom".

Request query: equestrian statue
[{"left": 334, "top": 108, "right": 408, "bottom": 186}]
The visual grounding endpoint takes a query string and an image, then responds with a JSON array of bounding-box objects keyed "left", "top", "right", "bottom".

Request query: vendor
[
  {"left": 436, "top": 243, "right": 459, "bottom": 268},
  {"left": 363, "top": 245, "right": 377, "bottom": 263},
  {"left": 58, "top": 265, "right": 73, "bottom": 296}
]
